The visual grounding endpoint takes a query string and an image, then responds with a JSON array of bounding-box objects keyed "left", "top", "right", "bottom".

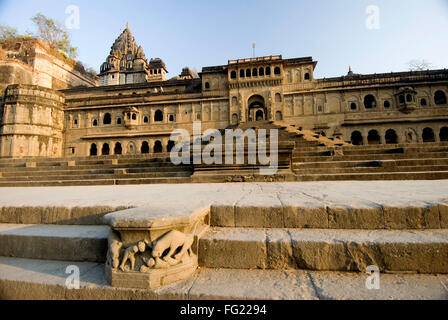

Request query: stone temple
[{"left": 0, "top": 25, "right": 447, "bottom": 300}]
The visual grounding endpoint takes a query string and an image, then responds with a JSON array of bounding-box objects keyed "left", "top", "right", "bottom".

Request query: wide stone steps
[
  {"left": 1, "top": 257, "right": 447, "bottom": 300},
  {"left": 294, "top": 158, "right": 448, "bottom": 169},
  {"left": 0, "top": 172, "right": 191, "bottom": 182},
  {"left": 294, "top": 171, "right": 448, "bottom": 181},
  {"left": 0, "top": 223, "right": 109, "bottom": 262},
  {"left": 198, "top": 227, "right": 448, "bottom": 273},
  {"left": 0, "top": 176, "right": 192, "bottom": 187},
  {"left": 292, "top": 152, "right": 448, "bottom": 162},
  {"left": 293, "top": 165, "right": 448, "bottom": 174}
]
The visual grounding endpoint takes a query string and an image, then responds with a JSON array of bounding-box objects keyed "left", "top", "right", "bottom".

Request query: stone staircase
[
  {"left": 292, "top": 142, "right": 448, "bottom": 181},
  {"left": 0, "top": 154, "right": 193, "bottom": 187},
  {"left": 0, "top": 200, "right": 447, "bottom": 300}
]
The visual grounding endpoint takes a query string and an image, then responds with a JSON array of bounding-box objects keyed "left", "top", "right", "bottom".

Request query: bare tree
[
  {"left": 31, "top": 13, "right": 78, "bottom": 59},
  {"left": 0, "top": 25, "right": 19, "bottom": 39},
  {"left": 408, "top": 59, "right": 433, "bottom": 71}
]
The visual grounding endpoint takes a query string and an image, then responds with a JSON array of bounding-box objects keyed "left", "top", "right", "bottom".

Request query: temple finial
[{"left": 126, "top": 22, "right": 129, "bottom": 30}]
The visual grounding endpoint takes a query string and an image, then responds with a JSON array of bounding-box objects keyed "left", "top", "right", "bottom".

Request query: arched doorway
[
  {"left": 114, "top": 142, "right": 122, "bottom": 155},
  {"left": 90, "top": 143, "right": 97, "bottom": 156},
  {"left": 247, "top": 95, "right": 267, "bottom": 122},
  {"left": 351, "top": 131, "right": 363, "bottom": 145},
  {"left": 422, "top": 128, "right": 435, "bottom": 143},
  {"left": 141, "top": 141, "right": 150, "bottom": 154},
  {"left": 367, "top": 130, "right": 381, "bottom": 145},
  {"left": 102, "top": 143, "right": 110, "bottom": 155},
  {"left": 154, "top": 141, "right": 163, "bottom": 153},
  {"left": 385, "top": 129, "right": 398, "bottom": 144},
  {"left": 440, "top": 127, "right": 448, "bottom": 142}
]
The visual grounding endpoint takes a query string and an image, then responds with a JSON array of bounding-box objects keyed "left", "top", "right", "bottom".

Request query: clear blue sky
[{"left": 1, "top": 0, "right": 447, "bottom": 78}]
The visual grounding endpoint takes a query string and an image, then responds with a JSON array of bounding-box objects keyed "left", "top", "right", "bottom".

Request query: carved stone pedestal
[{"left": 103, "top": 206, "right": 209, "bottom": 290}]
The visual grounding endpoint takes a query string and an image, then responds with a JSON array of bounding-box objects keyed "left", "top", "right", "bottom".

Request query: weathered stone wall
[
  {"left": 0, "top": 84, "right": 65, "bottom": 158},
  {"left": 0, "top": 38, "right": 97, "bottom": 92}
]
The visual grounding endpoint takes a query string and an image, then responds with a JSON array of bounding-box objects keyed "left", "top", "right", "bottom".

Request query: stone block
[
  {"left": 283, "top": 206, "right": 328, "bottom": 228},
  {"left": 328, "top": 206, "right": 384, "bottom": 229},
  {"left": 25, "top": 162, "right": 36, "bottom": 168},
  {"left": 210, "top": 205, "right": 234, "bottom": 227}
]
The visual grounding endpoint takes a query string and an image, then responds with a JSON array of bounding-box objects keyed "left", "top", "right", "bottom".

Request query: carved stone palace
[{"left": 0, "top": 24, "right": 447, "bottom": 158}]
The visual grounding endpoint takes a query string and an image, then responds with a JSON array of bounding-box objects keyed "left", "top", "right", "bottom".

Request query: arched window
[
  {"left": 205, "top": 82, "right": 210, "bottom": 90},
  {"left": 141, "top": 141, "right": 150, "bottom": 154},
  {"left": 440, "top": 127, "right": 448, "bottom": 141},
  {"left": 420, "top": 98, "right": 427, "bottom": 106},
  {"left": 406, "top": 94, "right": 413, "bottom": 102},
  {"left": 385, "top": 129, "right": 398, "bottom": 144},
  {"left": 169, "top": 114, "right": 175, "bottom": 122},
  {"left": 275, "top": 93, "right": 282, "bottom": 103},
  {"left": 114, "top": 142, "right": 122, "bottom": 155},
  {"left": 274, "top": 67, "right": 281, "bottom": 75},
  {"left": 364, "top": 95, "right": 377, "bottom": 109},
  {"left": 422, "top": 127, "right": 435, "bottom": 142},
  {"left": 259, "top": 67, "right": 264, "bottom": 76},
  {"left": 384, "top": 101, "right": 391, "bottom": 109},
  {"left": 351, "top": 131, "right": 363, "bottom": 145},
  {"left": 266, "top": 67, "right": 271, "bottom": 76},
  {"left": 399, "top": 95, "right": 405, "bottom": 104},
  {"left": 252, "top": 68, "right": 258, "bottom": 77},
  {"left": 434, "top": 90, "right": 447, "bottom": 105},
  {"left": 154, "top": 140, "right": 163, "bottom": 153},
  {"left": 132, "top": 113, "right": 137, "bottom": 120},
  {"left": 116, "top": 117, "right": 122, "bottom": 125},
  {"left": 246, "top": 69, "right": 251, "bottom": 77},
  {"left": 304, "top": 73, "right": 310, "bottom": 80},
  {"left": 275, "top": 111, "right": 283, "bottom": 121},
  {"left": 90, "top": 143, "right": 97, "bottom": 156},
  {"left": 230, "top": 71, "right": 237, "bottom": 79},
  {"left": 240, "top": 69, "right": 245, "bottom": 78},
  {"left": 167, "top": 141, "right": 175, "bottom": 152},
  {"left": 232, "top": 113, "right": 239, "bottom": 124},
  {"left": 143, "top": 116, "right": 149, "bottom": 123},
  {"left": 232, "top": 96, "right": 238, "bottom": 106},
  {"left": 350, "top": 102, "right": 357, "bottom": 111},
  {"left": 92, "top": 119, "right": 98, "bottom": 127},
  {"left": 102, "top": 143, "right": 110, "bottom": 155},
  {"left": 367, "top": 130, "right": 381, "bottom": 145},
  {"left": 154, "top": 110, "right": 163, "bottom": 122}
]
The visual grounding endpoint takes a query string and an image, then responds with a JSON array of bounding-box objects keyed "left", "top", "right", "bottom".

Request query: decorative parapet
[{"left": 103, "top": 205, "right": 210, "bottom": 289}]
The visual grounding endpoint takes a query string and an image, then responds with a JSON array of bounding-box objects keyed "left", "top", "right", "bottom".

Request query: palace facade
[{"left": 1, "top": 25, "right": 447, "bottom": 158}]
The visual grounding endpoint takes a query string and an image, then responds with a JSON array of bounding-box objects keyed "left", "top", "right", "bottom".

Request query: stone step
[
  {"left": 1, "top": 257, "right": 446, "bottom": 300},
  {"left": 0, "top": 171, "right": 191, "bottom": 182},
  {"left": 0, "top": 159, "right": 180, "bottom": 169},
  {"left": 292, "top": 152, "right": 448, "bottom": 162},
  {"left": 0, "top": 177, "right": 193, "bottom": 187},
  {"left": 293, "top": 165, "right": 448, "bottom": 174},
  {"left": 0, "top": 224, "right": 109, "bottom": 262},
  {"left": 292, "top": 146, "right": 448, "bottom": 157},
  {"left": 199, "top": 227, "right": 448, "bottom": 273},
  {"left": 294, "top": 158, "right": 448, "bottom": 169},
  {"left": 294, "top": 171, "right": 448, "bottom": 181},
  {"left": 0, "top": 166, "right": 189, "bottom": 177}
]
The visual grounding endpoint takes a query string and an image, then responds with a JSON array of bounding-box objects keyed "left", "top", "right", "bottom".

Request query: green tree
[{"left": 31, "top": 13, "right": 78, "bottom": 59}]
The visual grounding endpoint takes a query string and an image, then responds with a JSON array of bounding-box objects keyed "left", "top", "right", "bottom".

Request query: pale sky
[{"left": 1, "top": 0, "right": 447, "bottom": 78}]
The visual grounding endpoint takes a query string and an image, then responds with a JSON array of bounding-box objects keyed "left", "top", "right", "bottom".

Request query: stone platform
[{"left": 0, "top": 181, "right": 447, "bottom": 299}]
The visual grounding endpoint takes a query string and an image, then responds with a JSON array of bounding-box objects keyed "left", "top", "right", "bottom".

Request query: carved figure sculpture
[
  {"left": 107, "top": 231, "right": 123, "bottom": 270},
  {"left": 151, "top": 223, "right": 198, "bottom": 269},
  {"left": 120, "top": 240, "right": 149, "bottom": 271}
]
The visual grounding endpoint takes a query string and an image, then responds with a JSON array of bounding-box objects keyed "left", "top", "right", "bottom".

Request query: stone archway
[{"left": 247, "top": 95, "right": 267, "bottom": 122}]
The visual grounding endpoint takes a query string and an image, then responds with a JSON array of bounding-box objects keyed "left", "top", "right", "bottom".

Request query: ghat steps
[{"left": 0, "top": 121, "right": 447, "bottom": 186}]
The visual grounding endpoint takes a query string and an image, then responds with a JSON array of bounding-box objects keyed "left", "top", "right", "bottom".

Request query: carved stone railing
[{"left": 103, "top": 205, "right": 209, "bottom": 289}]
